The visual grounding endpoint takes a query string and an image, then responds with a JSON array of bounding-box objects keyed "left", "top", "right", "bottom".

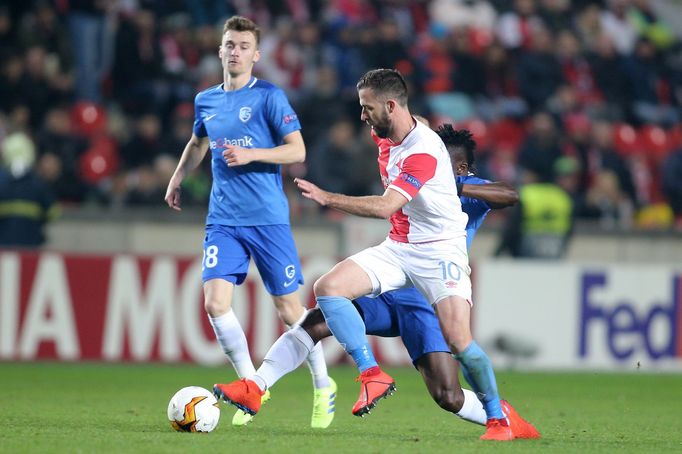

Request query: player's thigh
[
  {"left": 313, "top": 258, "right": 377, "bottom": 299},
  {"left": 202, "top": 225, "right": 251, "bottom": 286},
  {"left": 405, "top": 238, "right": 472, "bottom": 306},
  {"left": 334, "top": 241, "right": 407, "bottom": 298},
  {"left": 245, "top": 225, "right": 304, "bottom": 296},
  {"left": 386, "top": 288, "right": 452, "bottom": 363}
]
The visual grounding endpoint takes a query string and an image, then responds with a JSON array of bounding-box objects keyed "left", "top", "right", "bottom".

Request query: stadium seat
[
  {"left": 79, "top": 137, "right": 119, "bottom": 184},
  {"left": 612, "top": 123, "right": 639, "bottom": 157},
  {"left": 71, "top": 101, "right": 107, "bottom": 137}
]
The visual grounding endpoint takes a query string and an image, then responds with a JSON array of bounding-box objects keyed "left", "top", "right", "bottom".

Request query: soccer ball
[{"left": 167, "top": 386, "right": 221, "bottom": 433}]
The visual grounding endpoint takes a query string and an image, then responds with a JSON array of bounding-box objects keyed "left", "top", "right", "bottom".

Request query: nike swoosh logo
[
  {"left": 205, "top": 114, "right": 217, "bottom": 121},
  {"left": 283, "top": 278, "right": 297, "bottom": 288}
]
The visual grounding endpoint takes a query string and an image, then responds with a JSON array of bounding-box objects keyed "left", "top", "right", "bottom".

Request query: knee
[
  {"left": 204, "top": 297, "right": 230, "bottom": 317},
  {"left": 431, "top": 386, "right": 465, "bottom": 413},
  {"left": 313, "top": 274, "right": 346, "bottom": 297}
]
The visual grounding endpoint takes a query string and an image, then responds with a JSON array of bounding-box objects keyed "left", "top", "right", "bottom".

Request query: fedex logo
[
  {"left": 210, "top": 136, "right": 254, "bottom": 149},
  {"left": 579, "top": 273, "right": 682, "bottom": 361}
]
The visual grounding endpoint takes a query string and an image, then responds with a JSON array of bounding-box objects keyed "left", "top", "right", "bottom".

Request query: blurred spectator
[
  {"left": 518, "top": 111, "right": 562, "bottom": 182},
  {"left": 35, "top": 107, "right": 88, "bottom": 202},
  {"left": 258, "top": 18, "right": 306, "bottom": 92},
  {"left": 516, "top": 26, "right": 564, "bottom": 110},
  {"left": 67, "top": 0, "right": 115, "bottom": 102},
  {"left": 428, "top": 0, "right": 497, "bottom": 34},
  {"left": 555, "top": 30, "right": 601, "bottom": 107},
  {"left": 538, "top": 0, "right": 573, "bottom": 32},
  {"left": 575, "top": 4, "right": 604, "bottom": 52},
  {"left": 585, "top": 120, "right": 638, "bottom": 214},
  {"left": 495, "top": 167, "right": 574, "bottom": 259},
  {"left": 628, "top": 0, "right": 675, "bottom": 50},
  {"left": 363, "top": 19, "right": 411, "bottom": 75},
  {"left": 120, "top": 113, "right": 162, "bottom": 169},
  {"left": 307, "top": 119, "right": 374, "bottom": 197},
  {"left": 112, "top": 9, "right": 164, "bottom": 113},
  {"left": 0, "top": 132, "right": 57, "bottom": 247},
  {"left": 600, "top": 0, "right": 638, "bottom": 55},
  {"left": 18, "top": 1, "right": 71, "bottom": 69},
  {"left": 295, "top": 66, "right": 348, "bottom": 147},
  {"left": 588, "top": 34, "right": 632, "bottom": 117},
  {"left": 625, "top": 38, "right": 678, "bottom": 125},
  {"left": 496, "top": 0, "right": 544, "bottom": 51}
]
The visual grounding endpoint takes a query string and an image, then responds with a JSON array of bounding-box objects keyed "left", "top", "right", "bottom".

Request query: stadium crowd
[{"left": 1, "top": 0, "right": 682, "bottom": 231}]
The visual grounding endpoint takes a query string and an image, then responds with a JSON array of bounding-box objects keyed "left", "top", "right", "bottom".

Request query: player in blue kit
[
  {"left": 215, "top": 125, "right": 540, "bottom": 439},
  {"left": 164, "top": 16, "right": 336, "bottom": 429}
]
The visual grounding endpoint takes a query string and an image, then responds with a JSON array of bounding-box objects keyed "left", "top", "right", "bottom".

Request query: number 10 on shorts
[
  {"left": 438, "top": 261, "right": 461, "bottom": 281},
  {"left": 203, "top": 245, "right": 219, "bottom": 270}
]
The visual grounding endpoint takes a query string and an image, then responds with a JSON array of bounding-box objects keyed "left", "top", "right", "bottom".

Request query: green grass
[{"left": 1, "top": 363, "right": 681, "bottom": 453}]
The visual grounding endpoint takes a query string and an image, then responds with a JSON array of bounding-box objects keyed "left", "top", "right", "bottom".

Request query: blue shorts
[
  {"left": 202, "top": 224, "right": 304, "bottom": 296},
  {"left": 354, "top": 287, "right": 450, "bottom": 365}
]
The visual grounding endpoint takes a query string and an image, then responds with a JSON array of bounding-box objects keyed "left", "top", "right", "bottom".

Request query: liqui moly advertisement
[{"left": 474, "top": 261, "right": 682, "bottom": 370}]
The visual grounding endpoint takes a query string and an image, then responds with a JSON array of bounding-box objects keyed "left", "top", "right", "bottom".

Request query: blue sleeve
[
  {"left": 266, "top": 88, "right": 301, "bottom": 141},
  {"left": 458, "top": 175, "right": 492, "bottom": 211},
  {"left": 192, "top": 95, "right": 207, "bottom": 138}
]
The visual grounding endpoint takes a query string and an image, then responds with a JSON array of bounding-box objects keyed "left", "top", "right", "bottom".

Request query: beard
[{"left": 371, "top": 113, "right": 392, "bottom": 138}]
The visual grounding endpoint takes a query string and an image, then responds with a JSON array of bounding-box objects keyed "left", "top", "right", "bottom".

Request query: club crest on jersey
[{"left": 239, "top": 107, "right": 252, "bottom": 123}]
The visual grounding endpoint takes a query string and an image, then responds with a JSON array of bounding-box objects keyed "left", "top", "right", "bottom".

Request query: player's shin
[
  {"left": 254, "top": 326, "right": 314, "bottom": 391},
  {"left": 208, "top": 310, "right": 256, "bottom": 379},
  {"left": 317, "top": 296, "right": 377, "bottom": 371},
  {"left": 289, "top": 309, "right": 330, "bottom": 389},
  {"left": 455, "top": 341, "right": 504, "bottom": 420}
]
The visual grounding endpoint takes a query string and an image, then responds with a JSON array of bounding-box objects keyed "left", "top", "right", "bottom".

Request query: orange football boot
[
  {"left": 501, "top": 399, "right": 541, "bottom": 439},
  {"left": 213, "top": 379, "right": 264, "bottom": 416},
  {"left": 480, "top": 417, "right": 513, "bottom": 441},
  {"left": 351, "top": 368, "right": 396, "bottom": 417}
]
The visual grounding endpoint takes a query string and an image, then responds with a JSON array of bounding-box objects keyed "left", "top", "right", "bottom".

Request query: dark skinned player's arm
[{"left": 461, "top": 181, "right": 519, "bottom": 209}]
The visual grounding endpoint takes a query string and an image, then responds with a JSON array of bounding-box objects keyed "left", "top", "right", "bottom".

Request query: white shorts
[{"left": 349, "top": 237, "right": 472, "bottom": 305}]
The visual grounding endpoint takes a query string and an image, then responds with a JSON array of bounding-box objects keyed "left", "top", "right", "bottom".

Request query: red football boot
[
  {"left": 480, "top": 417, "right": 513, "bottom": 441},
  {"left": 501, "top": 399, "right": 541, "bottom": 439},
  {"left": 351, "top": 367, "right": 396, "bottom": 417},
  {"left": 213, "top": 379, "right": 264, "bottom": 416}
]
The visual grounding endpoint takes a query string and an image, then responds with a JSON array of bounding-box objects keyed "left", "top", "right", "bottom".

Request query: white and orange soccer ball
[{"left": 167, "top": 386, "right": 221, "bottom": 433}]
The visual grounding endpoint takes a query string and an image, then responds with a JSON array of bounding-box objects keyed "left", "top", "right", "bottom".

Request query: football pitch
[{"left": 1, "top": 363, "right": 680, "bottom": 453}]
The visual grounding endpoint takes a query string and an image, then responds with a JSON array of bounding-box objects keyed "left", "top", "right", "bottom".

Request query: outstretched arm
[
  {"left": 296, "top": 178, "right": 408, "bottom": 219},
  {"left": 165, "top": 134, "right": 210, "bottom": 211},
  {"left": 461, "top": 181, "right": 518, "bottom": 209}
]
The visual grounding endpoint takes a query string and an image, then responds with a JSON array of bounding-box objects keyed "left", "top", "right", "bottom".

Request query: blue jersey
[
  {"left": 193, "top": 77, "right": 301, "bottom": 226},
  {"left": 456, "top": 175, "right": 491, "bottom": 249}
]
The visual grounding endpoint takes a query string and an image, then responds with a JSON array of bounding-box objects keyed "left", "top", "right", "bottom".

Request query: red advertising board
[{"left": 0, "top": 252, "right": 412, "bottom": 365}]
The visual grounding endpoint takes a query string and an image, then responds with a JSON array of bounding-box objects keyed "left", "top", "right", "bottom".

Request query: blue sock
[
  {"left": 317, "top": 295, "right": 377, "bottom": 372},
  {"left": 456, "top": 341, "right": 504, "bottom": 419}
]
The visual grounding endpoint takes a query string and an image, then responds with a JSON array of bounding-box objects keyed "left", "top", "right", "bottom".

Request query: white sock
[
  {"left": 290, "top": 309, "right": 330, "bottom": 389},
  {"left": 208, "top": 310, "right": 256, "bottom": 379},
  {"left": 456, "top": 389, "right": 487, "bottom": 425},
  {"left": 255, "top": 326, "right": 314, "bottom": 391}
]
